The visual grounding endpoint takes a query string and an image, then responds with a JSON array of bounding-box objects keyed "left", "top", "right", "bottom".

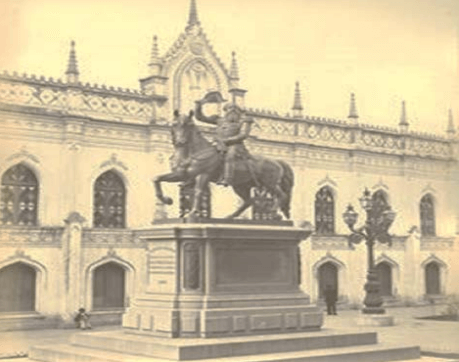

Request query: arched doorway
[
  {"left": 92, "top": 262, "right": 125, "bottom": 310},
  {"left": 318, "top": 262, "right": 338, "bottom": 299},
  {"left": 375, "top": 262, "right": 392, "bottom": 296},
  {"left": 425, "top": 262, "right": 441, "bottom": 295},
  {"left": 0, "top": 263, "right": 36, "bottom": 312}
]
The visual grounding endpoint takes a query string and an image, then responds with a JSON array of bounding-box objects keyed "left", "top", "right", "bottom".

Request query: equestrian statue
[{"left": 153, "top": 91, "right": 294, "bottom": 220}]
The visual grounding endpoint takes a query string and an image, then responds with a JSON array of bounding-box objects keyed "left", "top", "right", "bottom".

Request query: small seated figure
[{"left": 74, "top": 308, "right": 92, "bottom": 330}]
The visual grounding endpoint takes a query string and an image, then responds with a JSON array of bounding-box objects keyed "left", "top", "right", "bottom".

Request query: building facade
[{"left": 0, "top": 0, "right": 458, "bottom": 329}]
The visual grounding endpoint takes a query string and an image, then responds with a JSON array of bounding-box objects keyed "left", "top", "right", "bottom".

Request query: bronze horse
[{"left": 153, "top": 111, "right": 294, "bottom": 219}]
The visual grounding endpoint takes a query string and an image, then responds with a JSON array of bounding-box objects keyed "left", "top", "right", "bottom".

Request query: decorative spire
[
  {"left": 399, "top": 100, "right": 409, "bottom": 132},
  {"left": 149, "top": 36, "right": 160, "bottom": 64},
  {"left": 147, "top": 35, "right": 162, "bottom": 76},
  {"left": 65, "top": 40, "right": 79, "bottom": 83},
  {"left": 348, "top": 93, "right": 359, "bottom": 121},
  {"left": 292, "top": 81, "right": 303, "bottom": 118},
  {"left": 188, "top": 0, "right": 200, "bottom": 27},
  {"left": 447, "top": 108, "right": 455, "bottom": 136},
  {"left": 230, "top": 51, "right": 239, "bottom": 80}
]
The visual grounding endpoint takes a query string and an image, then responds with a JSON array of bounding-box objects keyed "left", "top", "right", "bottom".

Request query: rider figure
[{"left": 194, "top": 93, "right": 254, "bottom": 186}]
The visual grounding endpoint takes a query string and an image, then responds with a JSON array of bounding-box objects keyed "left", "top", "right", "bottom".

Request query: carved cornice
[
  {"left": 310, "top": 235, "right": 350, "bottom": 250},
  {"left": 0, "top": 226, "right": 63, "bottom": 246},
  {"left": 0, "top": 71, "right": 166, "bottom": 100},
  {"left": 0, "top": 78, "right": 159, "bottom": 124},
  {"left": 375, "top": 236, "right": 406, "bottom": 250},
  {"left": 420, "top": 237, "right": 454, "bottom": 250},
  {"left": 82, "top": 229, "right": 144, "bottom": 247}
]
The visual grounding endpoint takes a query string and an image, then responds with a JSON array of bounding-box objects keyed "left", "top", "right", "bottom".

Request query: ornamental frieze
[
  {"left": 0, "top": 226, "right": 63, "bottom": 246},
  {"left": 82, "top": 229, "right": 143, "bottom": 246},
  {"left": 420, "top": 237, "right": 454, "bottom": 250}
]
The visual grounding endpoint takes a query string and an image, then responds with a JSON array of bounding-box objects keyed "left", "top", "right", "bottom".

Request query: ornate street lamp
[{"left": 343, "top": 188, "right": 396, "bottom": 314}]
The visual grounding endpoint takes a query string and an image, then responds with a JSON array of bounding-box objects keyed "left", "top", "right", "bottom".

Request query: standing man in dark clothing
[{"left": 324, "top": 284, "right": 338, "bottom": 315}]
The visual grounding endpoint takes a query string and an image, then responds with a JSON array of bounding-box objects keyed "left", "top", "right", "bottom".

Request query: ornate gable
[{"left": 141, "top": 0, "right": 235, "bottom": 118}]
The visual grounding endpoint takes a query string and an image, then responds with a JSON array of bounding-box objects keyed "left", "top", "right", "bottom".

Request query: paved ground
[
  {"left": 0, "top": 305, "right": 458, "bottom": 361},
  {"left": 322, "top": 305, "right": 459, "bottom": 360}
]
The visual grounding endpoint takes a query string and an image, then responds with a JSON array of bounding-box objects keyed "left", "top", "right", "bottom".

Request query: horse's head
[{"left": 171, "top": 110, "right": 194, "bottom": 147}]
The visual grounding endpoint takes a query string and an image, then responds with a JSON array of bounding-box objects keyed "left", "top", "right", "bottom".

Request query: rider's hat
[{"left": 200, "top": 91, "right": 227, "bottom": 104}]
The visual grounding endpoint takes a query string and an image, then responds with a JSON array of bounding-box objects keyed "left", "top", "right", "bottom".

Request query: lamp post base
[
  {"left": 357, "top": 314, "right": 394, "bottom": 327},
  {"left": 362, "top": 307, "right": 386, "bottom": 314}
]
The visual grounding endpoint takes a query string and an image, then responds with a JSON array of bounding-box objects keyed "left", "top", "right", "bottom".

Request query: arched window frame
[
  {"left": 420, "top": 194, "right": 436, "bottom": 236},
  {"left": 1, "top": 163, "right": 39, "bottom": 226},
  {"left": 93, "top": 170, "right": 126, "bottom": 229},
  {"left": 314, "top": 186, "right": 335, "bottom": 235}
]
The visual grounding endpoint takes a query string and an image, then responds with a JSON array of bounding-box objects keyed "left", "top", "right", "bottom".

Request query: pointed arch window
[
  {"left": 420, "top": 194, "right": 435, "bottom": 236},
  {"left": 371, "top": 190, "right": 388, "bottom": 213},
  {"left": 1, "top": 164, "right": 38, "bottom": 226},
  {"left": 93, "top": 171, "right": 126, "bottom": 228},
  {"left": 315, "top": 186, "right": 335, "bottom": 235},
  {"left": 369, "top": 190, "right": 389, "bottom": 226}
]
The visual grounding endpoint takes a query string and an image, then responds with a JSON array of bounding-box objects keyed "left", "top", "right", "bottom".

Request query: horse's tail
[{"left": 278, "top": 160, "right": 294, "bottom": 219}]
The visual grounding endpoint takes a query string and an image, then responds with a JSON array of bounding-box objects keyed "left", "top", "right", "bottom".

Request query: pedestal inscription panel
[{"left": 215, "top": 246, "right": 289, "bottom": 285}]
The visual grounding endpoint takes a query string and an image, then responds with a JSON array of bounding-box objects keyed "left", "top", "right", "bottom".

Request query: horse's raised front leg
[{"left": 153, "top": 171, "right": 186, "bottom": 205}]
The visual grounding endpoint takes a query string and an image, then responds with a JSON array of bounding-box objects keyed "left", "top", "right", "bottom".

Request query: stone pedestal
[{"left": 122, "top": 221, "right": 323, "bottom": 338}]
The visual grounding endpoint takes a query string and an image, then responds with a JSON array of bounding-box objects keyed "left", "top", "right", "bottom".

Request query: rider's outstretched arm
[{"left": 194, "top": 101, "right": 219, "bottom": 125}]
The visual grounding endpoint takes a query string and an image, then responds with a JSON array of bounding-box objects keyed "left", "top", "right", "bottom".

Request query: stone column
[
  {"left": 404, "top": 227, "right": 422, "bottom": 305},
  {"left": 61, "top": 212, "right": 86, "bottom": 325}
]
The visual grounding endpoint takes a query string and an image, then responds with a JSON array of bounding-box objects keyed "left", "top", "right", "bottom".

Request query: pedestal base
[
  {"left": 357, "top": 314, "right": 395, "bottom": 327},
  {"left": 122, "top": 223, "right": 322, "bottom": 338},
  {"left": 123, "top": 294, "right": 323, "bottom": 338}
]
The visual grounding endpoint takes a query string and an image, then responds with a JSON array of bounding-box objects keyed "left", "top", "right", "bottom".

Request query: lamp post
[{"left": 343, "top": 189, "right": 396, "bottom": 314}]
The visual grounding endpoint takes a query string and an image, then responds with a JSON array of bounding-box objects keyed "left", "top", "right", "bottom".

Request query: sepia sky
[{"left": 0, "top": 0, "right": 458, "bottom": 134}]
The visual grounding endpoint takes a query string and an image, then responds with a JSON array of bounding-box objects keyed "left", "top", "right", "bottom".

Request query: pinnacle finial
[
  {"left": 399, "top": 100, "right": 408, "bottom": 126},
  {"left": 188, "top": 0, "right": 200, "bottom": 27},
  {"left": 230, "top": 51, "right": 239, "bottom": 79},
  {"left": 348, "top": 93, "right": 359, "bottom": 120},
  {"left": 292, "top": 81, "right": 303, "bottom": 117},
  {"left": 147, "top": 35, "right": 162, "bottom": 76},
  {"left": 292, "top": 81, "right": 303, "bottom": 110},
  {"left": 66, "top": 40, "right": 79, "bottom": 83},
  {"left": 447, "top": 108, "right": 455, "bottom": 135},
  {"left": 149, "top": 35, "right": 160, "bottom": 65},
  {"left": 399, "top": 100, "right": 409, "bottom": 132}
]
